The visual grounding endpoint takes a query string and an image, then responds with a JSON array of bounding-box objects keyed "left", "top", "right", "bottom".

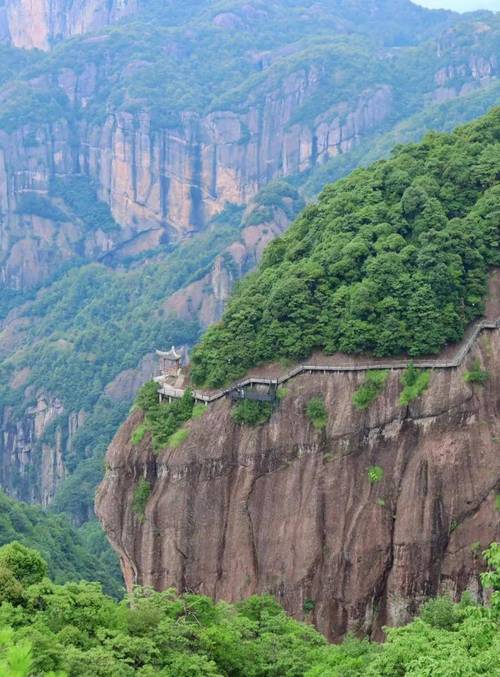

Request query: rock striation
[
  {"left": 97, "top": 328, "right": 500, "bottom": 640},
  {"left": 0, "top": 0, "right": 138, "bottom": 50},
  {"left": 0, "top": 73, "right": 394, "bottom": 292}
]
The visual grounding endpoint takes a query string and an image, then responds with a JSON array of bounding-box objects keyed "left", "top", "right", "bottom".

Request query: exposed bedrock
[
  {"left": 97, "top": 330, "right": 500, "bottom": 640},
  {"left": 0, "top": 72, "right": 394, "bottom": 292},
  {"left": 0, "top": 0, "right": 138, "bottom": 50}
]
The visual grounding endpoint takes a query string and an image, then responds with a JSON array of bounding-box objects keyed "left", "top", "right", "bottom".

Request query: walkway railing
[{"left": 158, "top": 317, "right": 500, "bottom": 404}]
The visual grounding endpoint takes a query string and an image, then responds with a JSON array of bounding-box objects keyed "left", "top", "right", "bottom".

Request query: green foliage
[
  {"left": 303, "top": 599, "right": 316, "bottom": 614},
  {"left": 16, "top": 193, "right": 67, "bottom": 221},
  {"left": 0, "top": 543, "right": 495, "bottom": 675},
  {"left": 399, "top": 364, "right": 430, "bottom": 405},
  {"left": 353, "top": 372, "right": 389, "bottom": 410},
  {"left": 135, "top": 384, "right": 195, "bottom": 451},
  {"left": 132, "top": 479, "right": 151, "bottom": 520},
  {"left": 0, "top": 543, "right": 47, "bottom": 587},
  {"left": 419, "top": 596, "right": 459, "bottom": 630},
  {"left": 0, "top": 491, "right": 121, "bottom": 598},
  {"left": 51, "top": 177, "right": 119, "bottom": 234},
  {"left": 0, "top": 627, "right": 32, "bottom": 677},
  {"left": 131, "top": 425, "right": 147, "bottom": 446},
  {"left": 368, "top": 466, "right": 384, "bottom": 484},
  {"left": 192, "top": 109, "right": 500, "bottom": 386},
  {"left": 231, "top": 400, "right": 273, "bottom": 426},
  {"left": 306, "top": 397, "right": 328, "bottom": 430},
  {"left": 167, "top": 428, "right": 189, "bottom": 448},
  {"left": 276, "top": 387, "right": 289, "bottom": 401},
  {"left": 464, "top": 359, "right": 490, "bottom": 386},
  {"left": 191, "top": 403, "right": 207, "bottom": 419}
]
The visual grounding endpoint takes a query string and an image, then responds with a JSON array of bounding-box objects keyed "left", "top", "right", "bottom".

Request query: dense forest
[
  {"left": 191, "top": 107, "right": 500, "bottom": 386},
  {"left": 0, "top": 541, "right": 497, "bottom": 676},
  {"left": 0, "top": 491, "right": 122, "bottom": 597}
]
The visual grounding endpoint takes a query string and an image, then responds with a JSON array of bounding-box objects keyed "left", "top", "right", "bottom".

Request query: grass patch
[
  {"left": 168, "top": 428, "right": 189, "bottom": 448},
  {"left": 191, "top": 403, "right": 207, "bottom": 418},
  {"left": 464, "top": 359, "right": 489, "bottom": 386},
  {"left": 306, "top": 397, "right": 328, "bottom": 430},
  {"left": 131, "top": 424, "right": 146, "bottom": 445},
  {"left": 277, "top": 386, "right": 289, "bottom": 401},
  {"left": 368, "top": 466, "right": 384, "bottom": 483},
  {"left": 132, "top": 479, "right": 151, "bottom": 521},
  {"left": 376, "top": 498, "right": 386, "bottom": 507},
  {"left": 231, "top": 400, "right": 273, "bottom": 426},
  {"left": 496, "top": 494, "right": 500, "bottom": 512},
  {"left": 399, "top": 364, "right": 430, "bottom": 405},
  {"left": 353, "top": 371, "right": 389, "bottom": 410}
]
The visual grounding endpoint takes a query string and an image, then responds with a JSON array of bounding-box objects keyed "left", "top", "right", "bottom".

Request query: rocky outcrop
[
  {"left": 0, "top": 392, "right": 70, "bottom": 505},
  {"left": 0, "top": 71, "right": 394, "bottom": 292},
  {"left": 0, "top": 351, "right": 157, "bottom": 507},
  {"left": 97, "top": 328, "right": 500, "bottom": 641},
  {"left": 0, "top": 0, "right": 138, "bottom": 50},
  {"left": 164, "top": 204, "right": 293, "bottom": 327}
]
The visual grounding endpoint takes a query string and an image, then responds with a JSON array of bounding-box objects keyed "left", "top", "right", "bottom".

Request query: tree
[{"left": 0, "top": 543, "right": 47, "bottom": 587}]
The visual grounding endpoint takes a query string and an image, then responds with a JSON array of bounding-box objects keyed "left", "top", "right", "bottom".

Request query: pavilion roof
[{"left": 156, "top": 346, "right": 181, "bottom": 360}]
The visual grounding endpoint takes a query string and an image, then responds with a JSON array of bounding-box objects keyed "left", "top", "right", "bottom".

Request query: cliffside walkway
[{"left": 158, "top": 316, "right": 500, "bottom": 405}]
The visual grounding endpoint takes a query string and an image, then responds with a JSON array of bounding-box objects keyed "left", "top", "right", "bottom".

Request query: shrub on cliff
[
  {"left": 353, "top": 371, "right": 389, "bottom": 410},
  {"left": 231, "top": 400, "right": 273, "bottom": 426},
  {"left": 191, "top": 108, "right": 500, "bottom": 387},
  {"left": 132, "top": 479, "right": 151, "bottom": 521},
  {"left": 399, "top": 364, "right": 430, "bottom": 405},
  {"left": 463, "top": 359, "right": 490, "bottom": 386},
  {"left": 306, "top": 397, "right": 328, "bottom": 430}
]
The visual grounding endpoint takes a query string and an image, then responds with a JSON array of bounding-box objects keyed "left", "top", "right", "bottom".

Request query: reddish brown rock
[{"left": 96, "top": 328, "right": 500, "bottom": 641}]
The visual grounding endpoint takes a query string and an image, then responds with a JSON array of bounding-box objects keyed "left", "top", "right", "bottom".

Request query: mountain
[
  {"left": 96, "top": 108, "right": 500, "bottom": 640},
  {"left": 0, "top": 1, "right": 498, "bottom": 532}
]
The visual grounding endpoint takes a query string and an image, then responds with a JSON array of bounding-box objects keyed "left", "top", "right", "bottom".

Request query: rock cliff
[
  {"left": 0, "top": 0, "right": 138, "bottom": 49},
  {"left": 1, "top": 392, "right": 72, "bottom": 505},
  {"left": 0, "top": 74, "right": 393, "bottom": 292},
  {"left": 97, "top": 328, "right": 500, "bottom": 640}
]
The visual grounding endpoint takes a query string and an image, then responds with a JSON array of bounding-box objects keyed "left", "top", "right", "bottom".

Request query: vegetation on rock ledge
[{"left": 135, "top": 382, "right": 195, "bottom": 452}]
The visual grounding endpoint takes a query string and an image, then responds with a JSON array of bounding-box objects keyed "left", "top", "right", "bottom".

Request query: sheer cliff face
[
  {"left": 0, "top": 0, "right": 138, "bottom": 49},
  {"left": 97, "top": 330, "right": 500, "bottom": 640},
  {"left": 0, "top": 73, "right": 393, "bottom": 292}
]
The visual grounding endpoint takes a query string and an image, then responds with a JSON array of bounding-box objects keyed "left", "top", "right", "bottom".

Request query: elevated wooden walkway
[{"left": 157, "top": 317, "right": 500, "bottom": 405}]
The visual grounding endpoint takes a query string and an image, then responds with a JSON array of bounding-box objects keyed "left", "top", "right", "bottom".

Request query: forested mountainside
[
  {"left": 0, "top": 0, "right": 453, "bottom": 51},
  {"left": 0, "top": 490, "right": 121, "bottom": 595},
  {"left": 0, "top": 0, "right": 499, "bottom": 586},
  {"left": 98, "top": 108, "right": 500, "bottom": 641},
  {"left": 192, "top": 108, "right": 500, "bottom": 386},
  {"left": 0, "top": 543, "right": 499, "bottom": 676}
]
